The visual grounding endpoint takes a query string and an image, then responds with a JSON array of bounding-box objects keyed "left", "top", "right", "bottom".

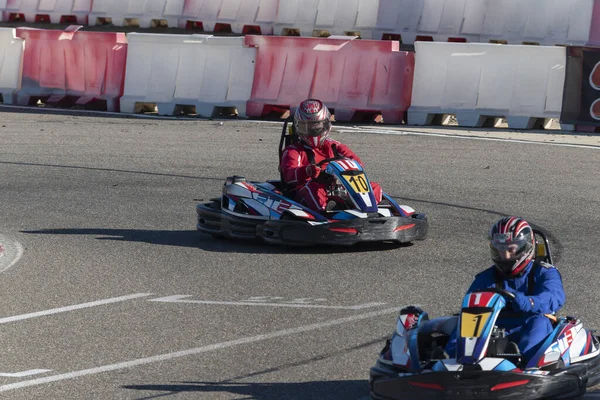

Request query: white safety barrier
[
  {"left": 0, "top": 28, "right": 24, "bottom": 104},
  {"left": 120, "top": 33, "right": 256, "bottom": 117},
  {"left": 374, "top": 0, "right": 594, "bottom": 45},
  {"left": 180, "top": 0, "right": 278, "bottom": 34},
  {"left": 374, "top": 0, "right": 478, "bottom": 43},
  {"left": 89, "top": 0, "right": 184, "bottom": 28},
  {"left": 478, "top": 0, "right": 594, "bottom": 46},
  {"left": 1, "top": 0, "right": 91, "bottom": 24},
  {"left": 274, "top": 0, "right": 380, "bottom": 39},
  {"left": 409, "top": 42, "right": 566, "bottom": 129}
]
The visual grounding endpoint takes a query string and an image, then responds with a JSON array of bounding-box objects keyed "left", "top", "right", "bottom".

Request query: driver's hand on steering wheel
[
  {"left": 305, "top": 164, "right": 321, "bottom": 179},
  {"left": 504, "top": 288, "right": 534, "bottom": 313}
]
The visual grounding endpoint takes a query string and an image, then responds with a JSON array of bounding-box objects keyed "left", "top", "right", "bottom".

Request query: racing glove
[
  {"left": 305, "top": 165, "right": 321, "bottom": 179},
  {"left": 511, "top": 292, "right": 534, "bottom": 313}
]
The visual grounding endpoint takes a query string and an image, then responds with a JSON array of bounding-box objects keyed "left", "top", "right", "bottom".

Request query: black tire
[{"left": 207, "top": 199, "right": 222, "bottom": 210}]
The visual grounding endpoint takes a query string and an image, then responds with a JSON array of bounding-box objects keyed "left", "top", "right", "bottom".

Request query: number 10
[{"left": 348, "top": 175, "right": 369, "bottom": 192}]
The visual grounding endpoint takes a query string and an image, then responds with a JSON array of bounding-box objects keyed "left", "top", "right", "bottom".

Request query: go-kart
[
  {"left": 195, "top": 117, "right": 428, "bottom": 246},
  {"left": 370, "top": 230, "right": 600, "bottom": 399}
]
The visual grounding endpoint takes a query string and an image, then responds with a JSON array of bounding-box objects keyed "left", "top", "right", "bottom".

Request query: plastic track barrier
[
  {"left": 274, "top": 0, "right": 379, "bottom": 39},
  {"left": 374, "top": 0, "right": 482, "bottom": 43},
  {"left": 409, "top": 42, "right": 566, "bottom": 129},
  {"left": 374, "top": 0, "right": 595, "bottom": 46},
  {"left": 2, "top": 0, "right": 92, "bottom": 24},
  {"left": 559, "top": 46, "right": 600, "bottom": 132},
  {"left": 245, "top": 35, "right": 414, "bottom": 124},
  {"left": 477, "top": 0, "right": 594, "bottom": 46},
  {"left": 0, "top": 28, "right": 24, "bottom": 104},
  {"left": 180, "top": 0, "right": 277, "bottom": 35},
  {"left": 120, "top": 33, "right": 256, "bottom": 117},
  {"left": 587, "top": 0, "right": 600, "bottom": 47},
  {"left": 89, "top": 0, "right": 184, "bottom": 28},
  {"left": 15, "top": 26, "right": 128, "bottom": 111}
]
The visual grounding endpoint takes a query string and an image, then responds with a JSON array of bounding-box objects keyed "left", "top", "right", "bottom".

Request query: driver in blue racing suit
[{"left": 460, "top": 216, "right": 566, "bottom": 363}]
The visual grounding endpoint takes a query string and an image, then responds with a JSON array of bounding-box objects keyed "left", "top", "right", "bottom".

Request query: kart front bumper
[
  {"left": 260, "top": 213, "right": 428, "bottom": 246},
  {"left": 196, "top": 202, "right": 428, "bottom": 246},
  {"left": 369, "top": 357, "right": 600, "bottom": 400}
]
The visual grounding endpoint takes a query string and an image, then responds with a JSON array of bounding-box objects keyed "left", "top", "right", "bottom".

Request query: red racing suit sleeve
[{"left": 280, "top": 146, "right": 310, "bottom": 187}]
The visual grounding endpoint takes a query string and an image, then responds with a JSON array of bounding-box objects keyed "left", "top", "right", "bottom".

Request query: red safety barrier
[
  {"left": 244, "top": 35, "right": 414, "bottom": 124},
  {"left": 15, "top": 26, "right": 127, "bottom": 111},
  {"left": 588, "top": 0, "right": 600, "bottom": 47}
]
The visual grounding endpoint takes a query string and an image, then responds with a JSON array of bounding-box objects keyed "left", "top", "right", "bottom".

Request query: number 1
[{"left": 472, "top": 315, "right": 482, "bottom": 336}]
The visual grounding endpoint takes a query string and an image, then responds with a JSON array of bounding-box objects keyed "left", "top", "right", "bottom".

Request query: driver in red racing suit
[{"left": 280, "top": 99, "right": 383, "bottom": 213}]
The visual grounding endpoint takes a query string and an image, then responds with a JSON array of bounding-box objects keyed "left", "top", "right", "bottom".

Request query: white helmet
[{"left": 293, "top": 99, "right": 332, "bottom": 149}]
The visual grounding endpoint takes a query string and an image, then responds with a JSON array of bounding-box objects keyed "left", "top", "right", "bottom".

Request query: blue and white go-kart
[
  {"left": 370, "top": 231, "right": 600, "bottom": 399},
  {"left": 196, "top": 118, "right": 428, "bottom": 246}
]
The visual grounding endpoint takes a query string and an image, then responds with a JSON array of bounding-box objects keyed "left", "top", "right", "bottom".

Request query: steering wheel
[
  {"left": 479, "top": 287, "right": 516, "bottom": 302},
  {"left": 315, "top": 156, "right": 347, "bottom": 168},
  {"left": 312, "top": 156, "right": 347, "bottom": 185}
]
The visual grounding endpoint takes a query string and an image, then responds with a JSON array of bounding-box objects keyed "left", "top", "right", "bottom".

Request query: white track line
[
  {"left": 148, "top": 295, "right": 386, "bottom": 310},
  {"left": 0, "top": 306, "right": 401, "bottom": 392},
  {"left": 336, "top": 127, "right": 600, "bottom": 150},
  {"left": 0, "top": 293, "right": 153, "bottom": 324},
  {"left": 0, "top": 104, "right": 285, "bottom": 124}
]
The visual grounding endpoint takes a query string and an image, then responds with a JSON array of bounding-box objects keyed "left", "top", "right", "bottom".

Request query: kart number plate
[
  {"left": 460, "top": 311, "right": 492, "bottom": 338},
  {"left": 342, "top": 173, "right": 370, "bottom": 194}
]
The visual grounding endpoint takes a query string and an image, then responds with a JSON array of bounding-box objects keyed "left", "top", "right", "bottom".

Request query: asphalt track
[{"left": 0, "top": 108, "right": 599, "bottom": 399}]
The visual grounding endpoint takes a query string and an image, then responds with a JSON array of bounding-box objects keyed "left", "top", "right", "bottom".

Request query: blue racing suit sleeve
[
  {"left": 527, "top": 267, "right": 565, "bottom": 314},
  {"left": 466, "top": 269, "right": 495, "bottom": 294},
  {"left": 466, "top": 264, "right": 565, "bottom": 315}
]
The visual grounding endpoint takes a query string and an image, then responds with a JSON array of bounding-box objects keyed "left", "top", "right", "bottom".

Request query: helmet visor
[
  {"left": 296, "top": 120, "right": 331, "bottom": 137},
  {"left": 490, "top": 237, "right": 533, "bottom": 263}
]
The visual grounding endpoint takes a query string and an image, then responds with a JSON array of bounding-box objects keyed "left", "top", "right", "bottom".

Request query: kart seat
[
  {"left": 278, "top": 116, "right": 300, "bottom": 197},
  {"left": 486, "top": 337, "right": 521, "bottom": 358}
]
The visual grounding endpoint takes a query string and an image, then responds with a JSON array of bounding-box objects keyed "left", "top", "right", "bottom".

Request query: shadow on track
[
  {"left": 123, "top": 380, "right": 369, "bottom": 400},
  {"left": 20, "top": 228, "right": 412, "bottom": 254},
  {"left": 122, "top": 336, "right": 387, "bottom": 399},
  {"left": 21, "top": 194, "right": 563, "bottom": 258}
]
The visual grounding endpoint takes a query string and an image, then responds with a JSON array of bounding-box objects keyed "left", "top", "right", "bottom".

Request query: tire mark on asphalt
[
  {"left": 392, "top": 196, "right": 563, "bottom": 265},
  {"left": 0, "top": 161, "right": 223, "bottom": 181}
]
